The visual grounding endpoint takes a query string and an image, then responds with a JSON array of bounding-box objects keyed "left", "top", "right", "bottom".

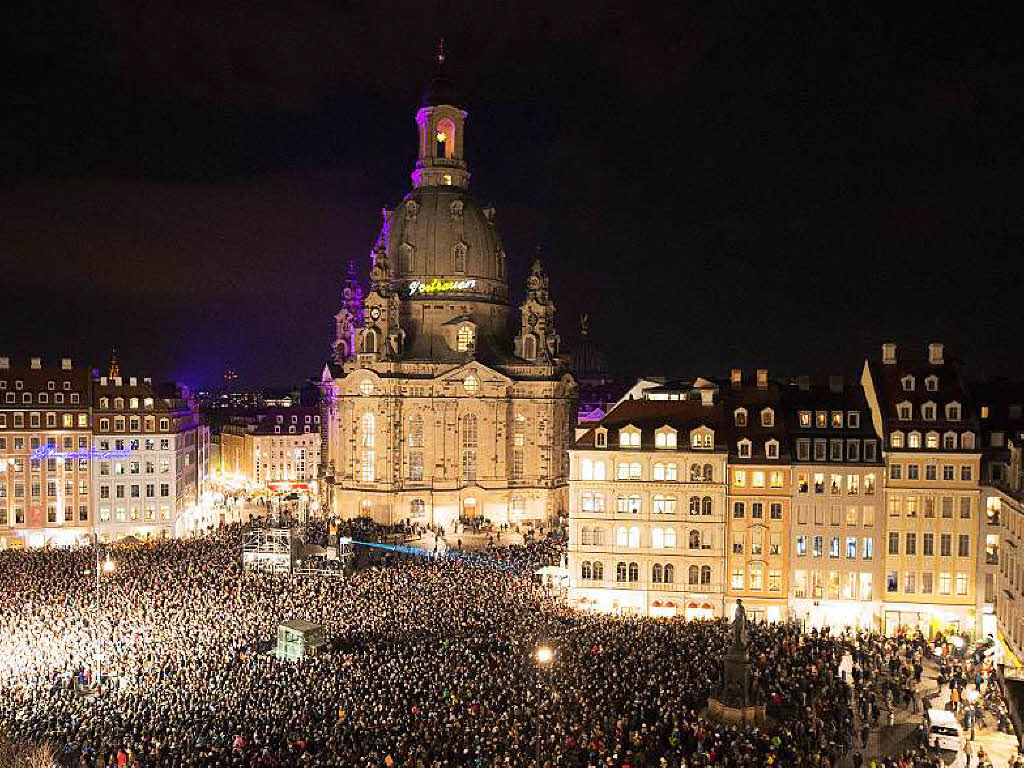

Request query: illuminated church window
[{"left": 457, "top": 325, "right": 475, "bottom": 352}]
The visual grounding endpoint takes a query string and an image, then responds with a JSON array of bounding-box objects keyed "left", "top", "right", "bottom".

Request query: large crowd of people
[{"left": 0, "top": 524, "right": 1007, "bottom": 767}]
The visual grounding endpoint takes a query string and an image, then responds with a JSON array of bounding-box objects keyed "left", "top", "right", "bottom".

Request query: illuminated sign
[
  {"left": 408, "top": 278, "right": 476, "bottom": 295},
  {"left": 267, "top": 482, "right": 310, "bottom": 492},
  {"left": 31, "top": 445, "right": 133, "bottom": 461}
]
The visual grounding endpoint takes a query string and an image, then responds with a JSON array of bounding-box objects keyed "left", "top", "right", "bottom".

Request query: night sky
[{"left": 4, "top": 2, "right": 1023, "bottom": 389}]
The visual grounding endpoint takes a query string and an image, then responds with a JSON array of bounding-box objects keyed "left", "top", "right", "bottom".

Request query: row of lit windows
[
  {"left": 1, "top": 479, "right": 89, "bottom": 499},
  {"left": 887, "top": 531, "right": 972, "bottom": 557},
  {"left": 889, "top": 430, "right": 974, "bottom": 449},
  {"left": 796, "top": 410, "right": 862, "bottom": 430},
  {"left": 885, "top": 570, "right": 968, "bottom": 596},
  {"left": 731, "top": 500, "right": 784, "bottom": 519},
  {"left": 98, "top": 416, "right": 170, "bottom": 432},
  {"left": 0, "top": 379, "right": 74, "bottom": 392},
  {"left": 733, "top": 408, "right": 776, "bottom": 428},
  {"left": 894, "top": 399, "right": 961, "bottom": 421},
  {"left": 98, "top": 505, "right": 172, "bottom": 523},
  {"left": 793, "top": 571, "right": 872, "bottom": 600},
  {"left": 0, "top": 435, "right": 88, "bottom": 452},
  {"left": 732, "top": 530, "right": 783, "bottom": 556},
  {"left": 579, "top": 561, "right": 714, "bottom": 586},
  {"left": 731, "top": 469, "right": 786, "bottom": 489},
  {"left": 794, "top": 504, "right": 876, "bottom": 527},
  {"left": 99, "top": 438, "right": 172, "bottom": 452},
  {"left": 0, "top": 412, "right": 87, "bottom": 428},
  {"left": 596, "top": 427, "right": 714, "bottom": 450},
  {"left": 797, "top": 472, "right": 877, "bottom": 495},
  {"left": 2, "top": 391, "right": 80, "bottom": 405},
  {"left": 795, "top": 438, "right": 878, "bottom": 463},
  {"left": 0, "top": 457, "right": 88, "bottom": 475},
  {"left": 729, "top": 564, "right": 783, "bottom": 592},
  {"left": 889, "top": 463, "right": 973, "bottom": 482},
  {"left": 580, "top": 459, "right": 717, "bottom": 482},
  {"left": 98, "top": 483, "right": 171, "bottom": 499},
  {"left": 97, "top": 396, "right": 154, "bottom": 410},
  {"left": 99, "top": 459, "right": 172, "bottom": 475},
  {"left": 0, "top": 505, "right": 88, "bottom": 525},
  {"left": 886, "top": 495, "right": 973, "bottom": 518},
  {"left": 796, "top": 535, "right": 873, "bottom": 559}
]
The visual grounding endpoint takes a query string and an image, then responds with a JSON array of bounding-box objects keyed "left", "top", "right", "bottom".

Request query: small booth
[{"left": 275, "top": 619, "right": 325, "bottom": 660}]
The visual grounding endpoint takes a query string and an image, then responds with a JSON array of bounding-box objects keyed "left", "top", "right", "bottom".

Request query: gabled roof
[{"left": 574, "top": 398, "right": 726, "bottom": 450}]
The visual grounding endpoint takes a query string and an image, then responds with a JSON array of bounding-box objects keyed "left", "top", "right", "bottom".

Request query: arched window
[
  {"left": 457, "top": 325, "right": 475, "bottom": 352},
  {"left": 652, "top": 563, "right": 663, "bottom": 583},
  {"left": 616, "top": 562, "right": 627, "bottom": 582},
  {"left": 581, "top": 561, "right": 592, "bottom": 580},
  {"left": 495, "top": 249, "right": 505, "bottom": 279},
  {"left": 703, "top": 463, "right": 713, "bottom": 481},
  {"left": 651, "top": 527, "right": 664, "bottom": 548},
  {"left": 689, "top": 529, "right": 700, "bottom": 549},
  {"left": 435, "top": 117, "right": 455, "bottom": 158},
  {"left": 593, "top": 561, "right": 604, "bottom": 580},
  {"left": 688, "top": 565, "right": 699, "bottom": 585},
  {"left": 628, "top": 562, "right": 639, "bottom": 582},
  {"left": 461, "top": 414, "right": 478, "bottom": 480},
  {"left": 962, "top": 432, "right": 975, "bottom": 449},
  {"left": 689, "top": 496, "right": 700, "bottom": 514},
  {"left": 702, "top": 497, "right": 712, "bottom": 515},
  {"left": 523, "top": 334, "right": 537, "bottom": 360},
  {"left": 690, "top": 463, "right": 702, "bottom": 481},
  {"left": 360, "top": 412, "right": 376, "bottom": 482},
  {"left": 664, "top": 528, "right": 676, "bottom": 548},
  {"left": 453, "top": 242, "right": 468, "bottom": 273},
  {"left": 362, "top": 329, "right": 377, "bottom": 354},
  {"left": 399, "top": 242, "right": 414, "bottom": 272},
  {"left": 664, "top": 564, "right": 674, "bottom": 583},
  {"left": 700, "top": 565, "right": 711, "bottom": 585},
  {"left": 628, "top": 526, "right": 640, "bottom": 548}
]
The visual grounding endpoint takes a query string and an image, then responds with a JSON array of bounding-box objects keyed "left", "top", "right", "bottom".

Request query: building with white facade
[{"left": 568, "top": 384, "right": 728, "bottom": 618}]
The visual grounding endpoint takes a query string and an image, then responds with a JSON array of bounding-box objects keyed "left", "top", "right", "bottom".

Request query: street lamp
[
  {"left": 966, "top": 688, "right": 980, "bottom": 741},
  {"left": 535, "top": 645, "right": 554, "bottom": 768}
]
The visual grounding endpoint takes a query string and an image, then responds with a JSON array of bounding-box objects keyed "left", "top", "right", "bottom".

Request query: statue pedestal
[{"left": 706, "top": 642, "right": 766, "bottom": 725}]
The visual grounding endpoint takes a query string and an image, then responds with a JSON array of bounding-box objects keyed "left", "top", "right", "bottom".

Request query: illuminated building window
[
  {"left": 463, "top": 374, "right": 479, "bottom": 395},
  {"left": 737, "top": 439, "right": 751, "bottom": 458},
  {"left": 760, "top": 408, "right": 774, "bottom": 427},
  {"left": 908, "top": 432, "right": 921, "bottom": 449},
  {"left": 799, "top": 411, "right": 811, "bottom": 428},
  {"left": 453, "top": 242, "right": 468, "bottom": 274},
  {"left": 461, "top": 414, "right": 478, "bottom": 480},
  {"left": 766, "top": 439, "right": 779, "bottom": 459},
  {"left": 655, "top": 428, "right": 677, "bottom": 448},
  {"left": 457, "top": 325, "right": 475, "bottom": 352},
  {"left": 435, "top": 118, "right": 455, "bottom": 158}
]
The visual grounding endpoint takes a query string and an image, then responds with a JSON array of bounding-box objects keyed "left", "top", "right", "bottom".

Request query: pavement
[{"left": 840, "top": 654, "right": 1020, "bottom": 767}]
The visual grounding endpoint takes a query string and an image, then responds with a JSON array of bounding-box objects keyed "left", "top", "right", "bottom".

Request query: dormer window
[
  {"left": 830, "top": 411, "right": 843, "bottom": 428},
  {"left": 798, "top": 411, "right": 811, "bottom": 428},
  {"left": 961, "top": 432, "right": 976, "bottom": 450},
  {"left": 897, "top": 402, "right": 912, "bottom": 420},
  {"left": 595, "top": 428, "right": 608, "bottom": 448},
  {"left": 760, "top": 408, "right": 774, "bottom": 427},
  {"left": 738, "top": 439, "right": 752, "bottom": 458},
  {"left": 690, "top": 428, "right": 713, "bottom": 449},
  {"left": 946, "top": 402, "right": 961, "bottom": 421},
  {"left": 847, "top": 411, "right": 860, "bottom": 429},
  {"left": 815, "top": 411, "right": 828, "bottom": 428},
  {"left": 100, "top": 396, "right": 110, "bottom": 409},
  {"left": 619, "top": 426, "right": 640, "bottom": 448},
  {"left": 943, "top": 431, "right": 957, "bottom": 450},
  {"left": 901, "top": 375, "right": 915, "bottom": 391},
  {"left": 655, "top": 427, "right": 677, "bottom": 449},
  {"left": 925, "top": 375, "right": 938, "bottom": 392},
  {"left": 734, "top": 408, "right": 747, "bottom": 427},
  {"left": 925, "top": 431, "right": 939, "bottom": 449},
  {"left": 765, "top": 439, "right": 780, "bottom": 459},
  {"left": 891, "top": 430, "right": 904, "bottom": 448},
  {"left": 114, "top": 397, "right": 124, "bottom": 409},
  {"left": 922, "top": 402, "right": 936, "bottom": 421},
  {"left": 908, "top": 431, "right": 922, "bottom": 449}
]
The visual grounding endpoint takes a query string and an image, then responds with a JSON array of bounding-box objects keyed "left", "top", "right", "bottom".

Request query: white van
[{"left": 926, "top": 708, "right": 963, "bottom": 751}]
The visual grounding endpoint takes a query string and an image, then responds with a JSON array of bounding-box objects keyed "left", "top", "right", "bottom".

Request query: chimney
[
  {"left": 928, "top": 343, "right": 944, "bottom": 365},
  {"left": 756, "top": 369, "right": 768, "bottom": 389},
  {"left": 730, "top": 369, "right": 742, "bottom": 387},
  {"left": 0, "top": 357, "right": 8, "bottom": 370},
  {"left": 797, "top": 375, "right": 810, "bottom": 391},
  {"left": 61, "top": 357, "right": 72, "bottom": 370},
  {"left": 30, "top": 357, "right": 41, "bottom": 369},
  {"left": 882, "top": 343, "right": 897, "bottom": 365},
  {"left": 829, "top": 375, "right": 844, "bottom": 393}
]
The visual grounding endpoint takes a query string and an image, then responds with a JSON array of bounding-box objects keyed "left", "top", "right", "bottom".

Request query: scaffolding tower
[{"left": 242, "top": 527, "right": 295, "bottom": 573}]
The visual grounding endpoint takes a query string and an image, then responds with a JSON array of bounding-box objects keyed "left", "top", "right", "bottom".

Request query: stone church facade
[{"left": 319, "top": 54, "right": 576, "bottom": 528}]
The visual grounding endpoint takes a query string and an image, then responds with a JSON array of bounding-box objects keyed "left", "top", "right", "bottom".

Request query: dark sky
[{"left": 4, "top": 2, "right": 1023, "bottom": 389}]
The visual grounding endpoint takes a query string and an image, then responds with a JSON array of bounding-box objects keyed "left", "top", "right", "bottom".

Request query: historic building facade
[
  {"left": 567, "top": 386, "right": 728, "bottom": 617},
  {"left": 319, "top": 57, "right": 576, "bottom": 527},
  {"left": 784, "top": 377, "right": 885, "bottom": 631},
  {"left": 220, "top": 408, "right": 320, "bottom": 488},
  {"left": 0, "top": 356, "right": 92, "bottom": 549},
  {"left": 862, "top": 343, "right": 983, "bottom": 637},
  {"left": 90, "top": 362, "right": 201, "bottom": 541},
  {"left": 723, "top": 370, "right": 792, "bottom": 623}
]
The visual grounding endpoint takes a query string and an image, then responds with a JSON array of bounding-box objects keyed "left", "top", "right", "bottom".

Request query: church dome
[{"left": 381, "top": 187, "right": 510, "bottom": 304}]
